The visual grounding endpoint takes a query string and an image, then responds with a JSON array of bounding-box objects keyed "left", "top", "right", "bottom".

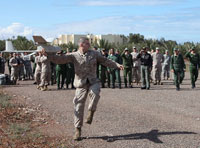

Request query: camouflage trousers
[
  {"left": 11, "top": 67, "right": 19, "bottom": 81},
  {"left": 152, "top": 65, "right": 162, "bottom": 82},
  {"left": 39, "top": 71, "right": 51, "bottom": 87},
  {"left": 34, "top": 69, "right": 41, "bottom": 85},
  {"left": 73, "top": 82, "right": 100, "bottom": 128},
  {"left": 132, "top": 66, "right": 141, "bottom": 83}
]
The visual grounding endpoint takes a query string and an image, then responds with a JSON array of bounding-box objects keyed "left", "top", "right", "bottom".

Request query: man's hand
[
  {"left": 41, "top": 48, "right": 47, "bottom": 56},
  {"left": 118, "top": 64, "right": 124, "bottom": 70}
]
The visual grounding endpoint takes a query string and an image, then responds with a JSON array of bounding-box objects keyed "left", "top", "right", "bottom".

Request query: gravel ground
[{"left": 3, "top": 72, "right": 200, "bottom": 148}]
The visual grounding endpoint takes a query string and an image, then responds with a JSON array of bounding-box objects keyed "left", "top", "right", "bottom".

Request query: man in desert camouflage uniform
[
  {"left": 131, "top": 47, "right": 141, "bottom": 85},
  {"left": 162, "top": 50, "right": 171, "bottom": 80},
  {"left": 9, "top": 53, "right": 19, "bottom": 84},
  {"left": 39, "top": 52, "right": 51, "bottom": 91},
  {"left": 151, "top": 47, "right": 164, "bottom": 85},
  {"left": 34, "top": 52, "right": 42, "bottom": 89},
  {"left": 44, "top": 37, "right": 123, "bottom": 141}
]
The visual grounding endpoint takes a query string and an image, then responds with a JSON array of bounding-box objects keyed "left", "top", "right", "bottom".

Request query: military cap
[
  {"left": 173, "top": 48, "right": 179, "bottom": 51},
  {"left": 125, "top": 48, "right": 129, "bottom": 51},
  {"left": 133, "top": 46, "right": 136, "bottom": 49},
  {"left": 191, "top": 47, "right": 195, "bottom": 50},
  {"left": 142, "top": 47, "right": 146, "bottom": 50},
  {"left": 156, "top": 47, "right": 160, "bottom": 50}
]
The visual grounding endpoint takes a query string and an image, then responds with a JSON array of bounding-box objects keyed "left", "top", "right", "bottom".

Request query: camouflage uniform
[
  {"left": 162, "top": 53, "right": 171, "bottom": 80},
  {"left": 9, "top": 57, "right": 19, "bottom": 84},
  {"left": 34, "top": 55, "right": 42, "bottom": 85},
  {"left": 39, "top": 55, "right": 51, "bottom": 88},
  {"left": 48, "top": 50, "right": 121, "bottom": 128},
  {"left": 131, "top": 51, "right": 141, "bottom": 84},
  {"left": 151, "top": 52, "right": 164, "bottom": 84}
]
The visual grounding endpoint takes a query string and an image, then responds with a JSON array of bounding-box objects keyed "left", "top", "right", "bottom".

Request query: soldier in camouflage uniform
[
  {"left": 162, "top": 50, "right": 171, "bottom": 80},
  {"left": 9, "top": 53, "right": 19, "bottom": 84},
  {"left": 131, "top": 47, "right": 141, "bottom": 85},
  {"left": 34, "top": 52, "right": 42, "bottom": 89},
  {"left": 151, "top": 47, "right": 164, "bottom": 85},
  {"left": 45, "top": 37, "right": 123, "bottom": 141},
  {"left": 171, "top": 48, "right": 186, "bottom": 91},
  {"left": 39, "top": 53, "right": 51, "bottom": 91},
  {"left": 107, "top": 48, "right": 121, "bottom": 89},
  {"left": 121, "top": 48, "right": 133, "bottom": 88},
  {"left": 185, "top": 48, "right": 200, "bottom": 89}
]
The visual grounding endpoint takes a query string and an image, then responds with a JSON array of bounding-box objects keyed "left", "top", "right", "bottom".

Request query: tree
[
  {"left": 0, "top": 40, "right": 5, "bottom": 51},
  {"left": 59, "top": 42, "right": 78, "bottom": 52},
  {"left": 12, "top": 36, "right": 36, "bottom": 51}
]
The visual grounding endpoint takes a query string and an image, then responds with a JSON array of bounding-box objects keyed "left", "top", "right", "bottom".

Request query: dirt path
[{"left": 3, "top": 72, "right": 200, "bottom": 148}]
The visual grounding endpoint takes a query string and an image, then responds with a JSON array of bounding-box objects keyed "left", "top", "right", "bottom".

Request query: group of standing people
[
  {"left": 95, "top": 45, "right": 199, "bottom": 91},
  {"left": 7, "top": 52, "right": 34, "bottom": 84}
]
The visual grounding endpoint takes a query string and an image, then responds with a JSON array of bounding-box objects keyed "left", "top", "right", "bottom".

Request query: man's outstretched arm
[{"left": 42, "top": 49, "right": 73, "bottom": 64}]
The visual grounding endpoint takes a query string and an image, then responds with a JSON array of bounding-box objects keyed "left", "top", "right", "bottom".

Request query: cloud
[
  {"left": 78, "top": 0, "right": 180, "bottom": 6},
  {"left": 0, "top": 23, "right": 33, "bottom": 39},
  {"left": 52, "top": 12, "right": 200, "bottom": 42}
]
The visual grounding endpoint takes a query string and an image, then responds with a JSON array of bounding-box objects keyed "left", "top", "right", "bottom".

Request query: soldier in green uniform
[
  {"left": 121, "top": 48, "right": 133, "bottom": 88},
  {"left": 99, "top": 49, "right": 110, "bottom": 88},
  {"left": 66, "top": 49, "right": 75, "bottom": 89},
  {"left": 56, "top": 51, "right": 67, "bottom": 89},
  {"left": 185, "top": 47, "right": 200, "bottom": 89},
  {"left": 171, "top": 48, "right": 186, "bottom": 91},
  {"left": 107, "top": 48, "right": 121, "bottom": 89}
]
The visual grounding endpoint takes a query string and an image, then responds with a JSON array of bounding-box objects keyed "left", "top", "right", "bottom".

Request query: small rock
[{"left": 196, "top": 118, "right": 200, "bottom": 121}]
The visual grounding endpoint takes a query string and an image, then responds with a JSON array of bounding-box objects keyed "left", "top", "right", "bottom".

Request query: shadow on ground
[{"left": 82, "top": 129, "right": 197, "bottom": 143}]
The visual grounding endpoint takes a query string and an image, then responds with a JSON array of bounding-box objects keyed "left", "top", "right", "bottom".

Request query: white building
[{"left": 52, "top": 34, "right": 124, "bottom": 45}]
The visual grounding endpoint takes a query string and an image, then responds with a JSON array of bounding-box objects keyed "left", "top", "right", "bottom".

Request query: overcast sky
[{"left": 0, "top": 0, "right": 200, "bottom": 42}]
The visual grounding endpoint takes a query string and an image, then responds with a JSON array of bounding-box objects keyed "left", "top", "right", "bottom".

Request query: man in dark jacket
[{"left": 137, "top": 47, "right": 152, "bottom": 90}]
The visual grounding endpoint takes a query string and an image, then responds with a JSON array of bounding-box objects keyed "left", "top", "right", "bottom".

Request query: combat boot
[
  {"left": 45, "top": 85, "right": 48, "bottom": 90},
  {"left": 153, "top": 81, "right": 157, "bottom": 85},
  {"left": 73, "top": 127, "right": 81, "bottom": 141},
  {"left": 41, "top": 86, "right": 47, "bottom": 91},
  {"left": 158, "top": 81, "right": 163, "bottom": 85},
  {"left": 36, "top": 85, "right": 40, "bottom": 89},
  {"left": 85, "top": 111, "right": 94, "bottom": 124}
]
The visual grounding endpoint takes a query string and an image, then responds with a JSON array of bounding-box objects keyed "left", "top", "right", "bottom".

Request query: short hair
[{"left": 79, "top": 37, "right": 89, "bottom": 44}]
